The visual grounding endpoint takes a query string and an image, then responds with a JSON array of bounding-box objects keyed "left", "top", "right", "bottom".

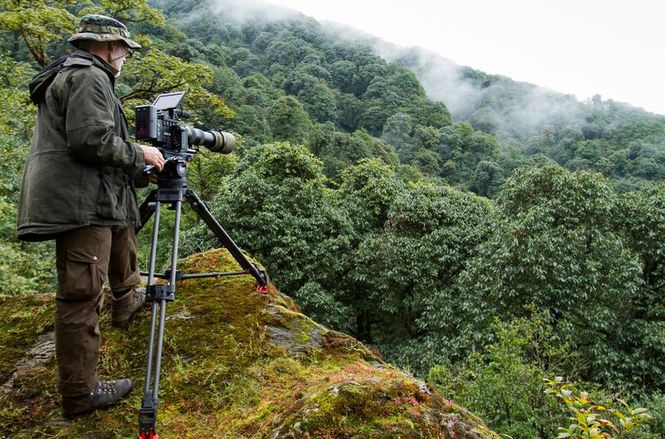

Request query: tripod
[{"left": 135, "top": 157, "right": 268, "bottom": 439}]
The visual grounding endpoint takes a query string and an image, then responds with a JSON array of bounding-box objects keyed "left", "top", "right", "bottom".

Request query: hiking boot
[
  {"left": 62, "top": 378, "right": 133, "bottom": 418},
  {"left": 112, "top": 288, "right": 146, "bottom": 328}
]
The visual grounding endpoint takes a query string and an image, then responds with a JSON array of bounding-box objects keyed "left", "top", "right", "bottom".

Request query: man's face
[{"left": 108, "top": 43, "right": 132, "bottom": 75}]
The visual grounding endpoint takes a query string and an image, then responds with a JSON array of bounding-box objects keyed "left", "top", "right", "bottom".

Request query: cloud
[
  {"left": 372, "top": 43, "right": 588, "bottom": 144},
  {"left": 170, "top": 0, "right": 303, "bottom": 27}
]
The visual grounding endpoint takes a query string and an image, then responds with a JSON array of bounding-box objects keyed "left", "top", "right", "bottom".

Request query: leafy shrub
[{"left": 428, "top": 311, "right": 572, "bottom": 438}]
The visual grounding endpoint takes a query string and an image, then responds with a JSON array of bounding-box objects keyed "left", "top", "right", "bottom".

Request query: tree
[
  {"left": 615, "top": 184, "right": 665, "bottom": 326},
  {"left": 120, "top": 46, "right": 234, "bottom": 119},
  {"left": 437, "top": 122, "right": 501, "bottom": 187},
  {"left": 307, "top": 124, "right": 397, "bottom": 179},
  {"left": 0, "top": 52, "right": 55, "bottom": 295},
  {"left": 412, "top": 149, "right": 440, "bottom": 175},
  {"left": 264, "top": 35, "right": 317, "bottom": 68},
  {"left": 429, "top": 312, "right": 572, "bottom": 438},
  {"left": 79, "top": 0, "right": 164, "bottom": 24},
  {"left": 229, "top": 47, "right": 260, "bottom": 76},
  {"left": 337, "top": 158, "right": 404, "bottom": 234},
  {"left": 462, "top": 164, "right": 665, "bottom": 390},
  {"left": 0, "top": 0, "right": 164, "bottom": 66},
  {"left": 350, "top": 182, "right": 494, "bottom": 371},
  {"left": 0, "top": 0, "right": 77, "bottom": 66},
  {"left": 381, "top": 112, "right": 414, "bottom": 161},
  {"left": 470, "top": 160, "right": 504, "bottom": 198},
  {"left": 296, "top": 79, "right": 337, "bottom": 124},
  {"left": 267, "top": 96, "right": 312, "bottom": 145},
  {"left": 329, "top": 60, "right": 356, "bottom": 93}
]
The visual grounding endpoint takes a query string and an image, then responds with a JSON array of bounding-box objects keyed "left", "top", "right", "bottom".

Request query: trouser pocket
[
  {"left": 55, "top": 226, "right": 111, "bottom": 301},
  {"left": 57, "top": 248, "right": 102, "bottom": 301}
]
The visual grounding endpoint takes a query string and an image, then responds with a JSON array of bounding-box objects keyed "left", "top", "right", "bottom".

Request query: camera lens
[{"left": 186, "top": 127, "right": 235, "bottom": 154}]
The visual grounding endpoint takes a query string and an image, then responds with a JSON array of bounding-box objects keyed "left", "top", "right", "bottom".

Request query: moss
[
  {"left": 0, "top": 249, "right": 499, "bottom": 438},
  {"left": 0, "top": 295, "right": 53, "bottom": 383}
]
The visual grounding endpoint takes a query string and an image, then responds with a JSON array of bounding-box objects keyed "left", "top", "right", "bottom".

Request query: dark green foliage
[
  {"left": 267, "top": 96, "right": 312, "bottom": 144},
  {"left": 0, "top": 52, "right": 55, "bottom": 295},
  {"left": 470, "top": 160, "right": 504, "bottom": 197},
  {"left": 638, "top": 393, "right": 665, "bottom": 437},
  {"left": 347, "top": 182, "right": 493, "bottom": 371},
  {"left": 462, "top": 165, "right": 665, "bottom": 391},
  {"left": 307, "top": 123, "right": 398, "bottom": 179}
]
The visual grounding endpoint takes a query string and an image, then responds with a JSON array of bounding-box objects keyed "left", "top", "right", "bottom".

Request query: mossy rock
[{"left": 0, "top": 249, "right": 499, "bottom": 438}]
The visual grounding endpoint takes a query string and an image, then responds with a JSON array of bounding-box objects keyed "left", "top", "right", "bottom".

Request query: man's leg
[
  {"left": 55, "top": 226, "right": 111, "bottom": 398},
  {"left": 55, "top": 225, "right": 133, "bottom": 417},
  {"left": 108, "top": 226, "right": 145, "bottom": 328}
]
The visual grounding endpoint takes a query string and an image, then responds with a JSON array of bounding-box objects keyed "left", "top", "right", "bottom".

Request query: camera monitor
[{"left": 152, "top": 91, "right": 186, "bottom": 111}]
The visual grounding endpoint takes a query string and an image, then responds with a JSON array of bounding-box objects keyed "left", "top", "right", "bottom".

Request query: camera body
[
  {"left": 135, "top": 91, "right": 235, "bottom": 155},
  {"left": 135, "top": 103, "right": 187, "bottom": 152},
  {"left": 135, "top": 92, "right": 235, "bottom": 186}
]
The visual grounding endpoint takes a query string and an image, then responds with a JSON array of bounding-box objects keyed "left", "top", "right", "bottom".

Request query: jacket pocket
[
  {"left": 57, "top": 248, "right": 102, "bottom": 300},
  {"left": 96, "top": 168, "right": 127, "bottom": 220}
]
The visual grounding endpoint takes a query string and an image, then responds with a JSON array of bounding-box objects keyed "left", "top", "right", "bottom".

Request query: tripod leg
[
  {"left": 186, "top": 189, "right": 268, "bottom": 288},
  {"left": 143, "top": 198, "right": 161, "bottom": 391},
  {"left": 139, "top": 198, "right": 182, "bottom": 438},
  {"left": 140, "top": 200, "right": 161, "bottom": 437},
  {"left": 152, "top": 199, "right": 181, "bottom": 402}
]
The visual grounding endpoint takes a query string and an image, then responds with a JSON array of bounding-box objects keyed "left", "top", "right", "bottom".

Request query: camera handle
[
  {"left": 142, "top": 154, "right": 192, "bottom": 176},
  {"left": 136, "top": 187, "right": 269, "bottom": 439}
]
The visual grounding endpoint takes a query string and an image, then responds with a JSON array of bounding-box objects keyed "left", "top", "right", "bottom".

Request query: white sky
[{"left": 262, "top": 0, "right": 665, "bottom": 115}]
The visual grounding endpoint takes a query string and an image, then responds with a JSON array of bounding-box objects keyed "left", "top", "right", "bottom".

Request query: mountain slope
[{"left": 373, "top": 44, "right": 665, "bottom": 189}]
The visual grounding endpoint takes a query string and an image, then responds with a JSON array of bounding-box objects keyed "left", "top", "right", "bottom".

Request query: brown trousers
[{"left": 55, "top": 225, "right": 141, "bottom": 397}]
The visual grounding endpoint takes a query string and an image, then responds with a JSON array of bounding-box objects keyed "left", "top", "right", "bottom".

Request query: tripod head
[{"left": 147, "top": 154, "right": 192, "bottom": 189}]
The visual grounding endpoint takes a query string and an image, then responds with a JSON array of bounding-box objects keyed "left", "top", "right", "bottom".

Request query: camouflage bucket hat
[{"left": 68, "top": 14, "right": 141, "bottom": 49}]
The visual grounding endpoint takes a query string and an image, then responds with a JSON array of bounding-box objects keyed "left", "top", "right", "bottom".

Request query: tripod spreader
[{"left": 136, "top": 185, "right": 268, "bottom": 438}]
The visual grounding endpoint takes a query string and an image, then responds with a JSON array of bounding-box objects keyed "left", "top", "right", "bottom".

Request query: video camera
[{"left": 135, "top": 91, "right": 235, "bottom": 181}]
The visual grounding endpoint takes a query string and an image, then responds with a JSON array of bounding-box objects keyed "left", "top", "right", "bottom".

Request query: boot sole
[{"left": 63, "top": 400, "right": 115, "bottom": 419}]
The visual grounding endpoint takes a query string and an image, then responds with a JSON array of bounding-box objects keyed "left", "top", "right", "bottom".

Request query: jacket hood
[{"left": 28, "top": 50, "right": 114, "bottom": 105}]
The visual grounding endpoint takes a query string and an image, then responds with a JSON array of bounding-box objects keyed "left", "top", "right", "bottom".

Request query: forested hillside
[
  {"left": 1, "top": 0, "right": 665, "bottom": 436},
  {"left": 152, "top": 0, "right": 665, "bottom": 196},
  {"left": 381, "top": 45, "right": 665, "bottom": 192}
]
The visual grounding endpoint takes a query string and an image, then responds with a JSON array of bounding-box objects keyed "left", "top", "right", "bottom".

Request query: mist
[
  {"left": 372, "top": 43, "right": 589, "bottom": 146},
  {"left": 160, "top": 0, "right": 303, "bottom": 29}
]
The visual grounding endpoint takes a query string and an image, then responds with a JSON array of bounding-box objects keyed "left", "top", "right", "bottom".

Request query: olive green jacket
[{"left": 17, "top": 50, "right": 145, "bottom": 241}]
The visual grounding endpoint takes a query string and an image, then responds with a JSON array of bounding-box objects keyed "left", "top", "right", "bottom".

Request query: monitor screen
[{"left": 153, "top": 91, "right": 186, "bottom": 110}]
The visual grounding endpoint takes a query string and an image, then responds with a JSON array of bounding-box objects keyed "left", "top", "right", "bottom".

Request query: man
[{"left": 17, "top": 14, "right": 165, "bottom": 418}]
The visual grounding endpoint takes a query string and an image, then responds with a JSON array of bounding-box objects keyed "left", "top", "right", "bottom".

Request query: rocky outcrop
[{"left": 0, "top": 249, "right": 498, "bottom": 438}]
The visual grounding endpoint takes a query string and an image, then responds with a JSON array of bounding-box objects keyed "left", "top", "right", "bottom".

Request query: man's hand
[{"left": 140, "top": 145, "right": 165, "bottom": 172}]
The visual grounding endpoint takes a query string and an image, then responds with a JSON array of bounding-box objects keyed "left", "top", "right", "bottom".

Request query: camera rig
[
  {"left": 134, "top": 92, "right": 269, "bottom": 439},
  {"left": 134, "top": 91, "right": 235, "bottom": 185}
]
